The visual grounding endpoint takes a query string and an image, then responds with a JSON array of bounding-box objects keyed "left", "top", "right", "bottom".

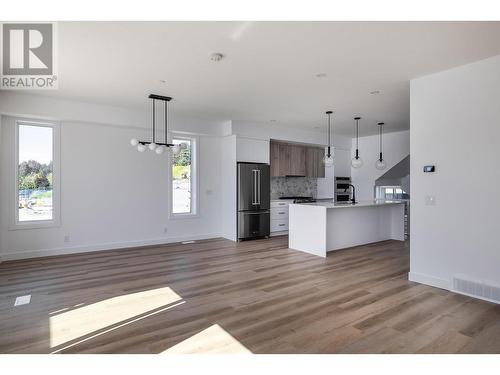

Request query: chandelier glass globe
[
  {"left": 323, "top": 154, "right": 334, "bottom": 167},
  {"left": 172, "top": 144, "right": 181, "bottom": 155},
  {"left": 130, "top": 138, "right": 139, "bottom": 147},
  {"left": 351, "top": 156, "right": 363, "bottom": 168},
  {"left": 155, "top": 145, "right": 165, "bottom": 155},
  {"left": 148, "top": 142, "right": 157, "bottom": 151},
  {"left": 375, "top": 158, "right": 387, "bottom": 170},
  {"left": 137, "top": 144, "right": 146, "bottom": 152}
]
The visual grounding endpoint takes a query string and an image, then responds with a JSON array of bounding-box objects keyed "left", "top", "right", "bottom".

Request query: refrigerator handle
[
  {"left": 257, "top": 169, "right": 261, "bottom": 205},
  {"left": 252, "top": 169, "right": 258, "bottom": 205}
]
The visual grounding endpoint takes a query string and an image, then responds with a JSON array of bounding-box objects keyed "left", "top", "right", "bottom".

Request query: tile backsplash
[{"left": 270, "top": 177, "right": 318, "bottom": 199}]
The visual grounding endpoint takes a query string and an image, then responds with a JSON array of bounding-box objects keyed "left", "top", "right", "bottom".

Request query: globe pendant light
[
  {"left": 375, "top": 122, "right": 387, "bottom": 170},
  {"left": 130, "top": 94, "right": 176, "bottom": 155},
  {"left": 323, "top": 111, "right": 334, "bottom": 167},
  {"left": 351, "top": 116, "right": 363, "bottom": 168}
]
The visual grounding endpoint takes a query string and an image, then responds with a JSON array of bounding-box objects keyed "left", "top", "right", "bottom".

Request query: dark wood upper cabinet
[
  {"left": 270, "top": 142, "right": 281, "bottom": 177},
  {"left": 277, "top": 142, "right": 291, "bottom": 176},
  {"left": 270, "top": 141, "right": 325, "bottom": 177},
  {"left": 288, "top": 144, "right": 306, "bottom": 176}
]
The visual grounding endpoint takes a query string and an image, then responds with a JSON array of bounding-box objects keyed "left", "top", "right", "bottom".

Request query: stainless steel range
[{"left": 280, "top": 196, "right": 317, "bottom": 204}]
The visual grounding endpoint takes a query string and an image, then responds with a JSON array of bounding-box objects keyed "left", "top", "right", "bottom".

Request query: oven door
[{"left": 335, "top": 194, "right": 350, "bottom": 202}]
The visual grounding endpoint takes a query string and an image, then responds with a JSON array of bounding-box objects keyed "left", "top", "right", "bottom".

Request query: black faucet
[{"left": 344, "top": 184, "right": 356, "bottom": 204}]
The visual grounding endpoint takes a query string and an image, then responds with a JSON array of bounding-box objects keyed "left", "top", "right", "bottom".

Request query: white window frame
[
  {"left": 376, "top": 185, "right": 405, "bottom": 200},
  {"left": 168, "top": 134, "right": 198, "bottom": 219},
  {"left": 10, "top": 118, "right": 61, "bottom": 230}
]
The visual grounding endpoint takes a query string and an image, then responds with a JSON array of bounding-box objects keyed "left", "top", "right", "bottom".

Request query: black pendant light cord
[
  {"left": 378, "top": 122, "right": 384, "bottom": 161},
  {"left": 138, "top": 94, "right": 174, "bottom": 147},
  {"left": 354, "top": 117, "right": 361, "bottom": 159},
  {"left": 326, "top": 111, "right": 333, "bottom": 157},
  {"left": 164, "top": 100, "right": 168, "bottom": 144},
  {"left": 153, "top": 100, "right": 156, "bottom": 144}
]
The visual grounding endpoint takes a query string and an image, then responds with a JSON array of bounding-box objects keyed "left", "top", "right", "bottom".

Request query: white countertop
[{"left": 292, "top": 200, "right": 406, "bottom": 209}]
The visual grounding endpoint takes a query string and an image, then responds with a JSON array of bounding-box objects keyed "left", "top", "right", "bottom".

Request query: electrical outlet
[
  {"left": 425, "top": 195, "right": 436, "bottom": 206},
  {"left": 64, "top": 235, "right": 70, "bottom": 243},
  {"left": 14, "top": 295, "right": 31, "bottom": 306}
]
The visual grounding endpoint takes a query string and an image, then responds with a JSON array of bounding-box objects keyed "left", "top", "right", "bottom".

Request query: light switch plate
[{"left": 14, "top": 295, "right": 31, "bottom": 306}]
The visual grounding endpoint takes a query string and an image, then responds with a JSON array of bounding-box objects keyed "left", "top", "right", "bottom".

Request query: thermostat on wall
[{"left": 423, "top": 165, "right": 435, "bottom": 173}]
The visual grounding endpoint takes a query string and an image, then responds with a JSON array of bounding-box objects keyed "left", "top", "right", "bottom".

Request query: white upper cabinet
[{"left": 236, "top": 137, "right": 270, "bottom": 164}]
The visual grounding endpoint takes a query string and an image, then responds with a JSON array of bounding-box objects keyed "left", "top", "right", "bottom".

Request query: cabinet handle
[{"left": 279, "top": 224, "right": 285, "bottom": 226}]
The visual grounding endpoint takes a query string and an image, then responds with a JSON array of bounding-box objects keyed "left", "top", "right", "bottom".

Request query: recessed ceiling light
[
  {"left": 370, "top": 90, "right": 381, "bottom": 95},
  {"left": 315, "top": 73, "right": 327, "bottom": 78},
  {"left": 210, "top": 53, "right": 224, "bottom": 62}
]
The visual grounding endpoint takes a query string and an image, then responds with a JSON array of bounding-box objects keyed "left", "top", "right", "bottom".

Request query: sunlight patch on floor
[
  {"left": 49, "top": 286, "right": 182, "bottom": 348},
  {"left": 162, "top": 324, "right": 252, "bottom": 354}
]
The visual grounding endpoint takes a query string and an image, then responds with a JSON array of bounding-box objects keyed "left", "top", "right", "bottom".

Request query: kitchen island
[{"left": 288, "top": 200, "right": 405, "bottom": 257}]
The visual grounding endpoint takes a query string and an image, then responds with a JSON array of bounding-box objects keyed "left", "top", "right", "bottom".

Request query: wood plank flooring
[{"left": 1, "top": 236, "right": 500, "bottom": 353}]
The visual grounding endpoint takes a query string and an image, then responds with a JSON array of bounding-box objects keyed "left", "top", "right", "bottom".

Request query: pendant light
[
  {"left": 130, "top": 94, "right": 181, "bottom": 155},
  {"left": 375, "top": 122, "right": 387, "bottom": 170},
  {"left": 323, "top": 111, "right": 334, "bottom": 167},
  {"left": 351, "top": 116, "right": 363, "bottom": 168}
]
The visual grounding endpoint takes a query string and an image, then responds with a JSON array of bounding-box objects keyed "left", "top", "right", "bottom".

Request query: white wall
[
  {"left": 221, "top": 135, "right": 237, "bottom": 241},
  {"left": 410, "top": 54, "right": 500, "bottom": 293},
  {"left": 350, "top": 130, "right": 410, "bottom": 200},
  {"left": 0, "top": 93, "right": 225, "bottom": 260}
]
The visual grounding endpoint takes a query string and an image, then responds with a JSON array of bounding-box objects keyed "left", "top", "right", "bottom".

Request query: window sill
[
  {"left": 9, "top": 220, "right": 61, "bottom": 231},
  {"left": 169, "top": 213, "right": 199, "bottom": 220}
]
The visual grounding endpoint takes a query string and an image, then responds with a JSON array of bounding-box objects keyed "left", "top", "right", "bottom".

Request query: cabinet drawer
[
  {"left": 271, "top": 209, "right": 288, "bottom": 220},
  {"left": 271, "top": 219, "right": 288, "bottom": 232},
  {"left": 271, "top": 201, "right": 291, "bottom": 208}
]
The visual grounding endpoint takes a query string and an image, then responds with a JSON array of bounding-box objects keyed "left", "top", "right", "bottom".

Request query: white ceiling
[{"left": 19, "top": 21, "right": 500, "bottom": 136}]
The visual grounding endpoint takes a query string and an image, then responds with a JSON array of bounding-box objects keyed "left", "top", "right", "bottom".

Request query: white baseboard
[
  {"left": 408, "top": 271, "right": 450, "bottom": 290},
  {"left": 0, "top": 233, "right": 222, "bottom": 261}
]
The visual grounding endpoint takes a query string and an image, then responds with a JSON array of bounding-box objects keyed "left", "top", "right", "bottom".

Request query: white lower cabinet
[
  {"left": 271, "top": 208, "right": 288, "bottom": 220},
  {"left": 271, "top": 219, "right": 289, "bottom": 232},
  {"left": 270, "top": 200, "right": 293, "bottom": 235}
]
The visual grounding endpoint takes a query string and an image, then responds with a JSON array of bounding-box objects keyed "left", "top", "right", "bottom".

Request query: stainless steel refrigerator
[{"left": 237, "top": 162, "right": 270, "bottom": 241}]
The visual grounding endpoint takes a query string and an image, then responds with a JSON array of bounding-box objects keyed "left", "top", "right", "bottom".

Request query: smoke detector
[{"left": 210, "top": 53, "right": 224, "bottom": 62}]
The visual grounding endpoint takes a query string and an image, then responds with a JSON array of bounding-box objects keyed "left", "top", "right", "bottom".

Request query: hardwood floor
[{"left": 1, "top": 236, "right": 500, "bottom": 353}]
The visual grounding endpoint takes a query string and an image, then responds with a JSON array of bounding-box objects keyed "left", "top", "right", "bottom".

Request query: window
[
  {"left": 170, "top": 136, "right": 197, "bottom": 217},
  {"left": 377, "top": 185, "right": 407, "bottom": 200},
  {"left": 13, "top": 119, "right": 60, "bottom": 228}
]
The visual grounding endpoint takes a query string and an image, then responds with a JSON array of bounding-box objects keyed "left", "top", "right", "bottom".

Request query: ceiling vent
[{"left": 452, "top": 276, "right": 500, "bottom": 304}]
